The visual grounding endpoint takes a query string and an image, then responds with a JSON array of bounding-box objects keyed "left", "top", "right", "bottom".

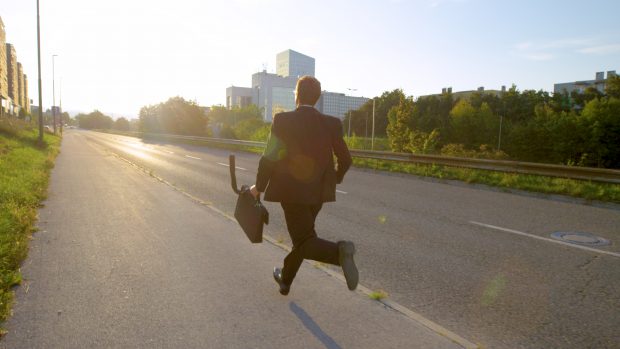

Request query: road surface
[
  {"left": 2, "top": 130, "right": 466, "bottom": 349},
  {"left": 7, "top": 130, "right": 620, "bottom": 348}
]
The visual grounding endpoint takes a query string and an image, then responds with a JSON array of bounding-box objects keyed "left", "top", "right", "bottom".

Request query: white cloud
[
  {"left": 428, "top": 0, "right": 468, "bottom": 8},
  {"left": 522, "top": 53, "right": 554, "bottom": 61},
  {"left": 578, "top": 44, "right": 620, "bottom": 54},
  {"left": 512, "top": 37, "right": 620, "bottom": 61}
]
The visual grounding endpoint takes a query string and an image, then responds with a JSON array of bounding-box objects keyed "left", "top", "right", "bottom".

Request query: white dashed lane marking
[
  {"left": 470, "top": 221, "right": 620, "bottom": 258},
  {"left": 216, "top": 162, "right": 247, "bottom": 171},
  {"left": 185, "top": 155, "right": 201, "bottom": 160}
]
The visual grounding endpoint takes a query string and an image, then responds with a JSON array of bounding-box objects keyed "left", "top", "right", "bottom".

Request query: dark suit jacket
[{"left": 256, "top": 106, "right": 352, "bottom": 204}]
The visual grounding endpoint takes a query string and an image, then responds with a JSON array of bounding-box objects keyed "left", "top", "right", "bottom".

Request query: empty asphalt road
[{"left": 14, "top": 130, "right": 620, "bottom": 348}]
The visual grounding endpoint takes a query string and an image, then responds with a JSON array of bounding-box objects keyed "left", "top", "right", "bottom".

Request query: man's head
[{"left": 295, "top": 76, "right": 321, "bottom": 106}]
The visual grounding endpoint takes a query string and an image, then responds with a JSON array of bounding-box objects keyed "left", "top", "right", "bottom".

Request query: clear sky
[{"left": 3, "top": 0, "right": 620, "bottom": 118}]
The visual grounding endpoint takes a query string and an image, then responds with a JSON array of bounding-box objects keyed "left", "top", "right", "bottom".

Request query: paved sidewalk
[{"left": 1, "top": 132, "right": 466, "bottom": 348}]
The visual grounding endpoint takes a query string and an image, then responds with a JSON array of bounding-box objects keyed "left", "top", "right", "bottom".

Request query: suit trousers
[{"left": 280, "top": 202, "right": 340, "bottom": 285}]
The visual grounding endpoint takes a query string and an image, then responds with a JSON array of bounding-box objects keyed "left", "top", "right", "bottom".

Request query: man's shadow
[{"left": 289, "top": 302, "right": 342, "bottom": 349}]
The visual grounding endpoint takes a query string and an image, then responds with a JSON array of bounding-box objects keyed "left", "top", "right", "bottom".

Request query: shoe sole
[{"left": 340, "top": 242, "right": 359, "bottom": 291}]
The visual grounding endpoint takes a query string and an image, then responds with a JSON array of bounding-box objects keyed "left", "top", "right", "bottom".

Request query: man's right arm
[{"left": 332, "top": 119, "right": 352, "bottom": 184}]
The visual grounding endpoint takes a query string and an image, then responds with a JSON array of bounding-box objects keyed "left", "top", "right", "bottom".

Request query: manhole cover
[{"left": 550, "top": 231, "right": 611, "bottom": 246}]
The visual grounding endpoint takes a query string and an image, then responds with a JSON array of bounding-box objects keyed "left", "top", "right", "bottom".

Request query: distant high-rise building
[
  {"left": 276, "top": 49, "right": 315, "bottom": 78},
  {"left": 6, "top": 43, "right": 18, "bottom": 113},
  {"left": 317, "top": 92, "right": 369, "bottom": 120},
  {"left": 17, "top": 62, "right": 24, "bottom": 111},
  {"left": 226, "top": 49, "right": 367, "bottom": 122},
  {"left": 0, "top": 17, "right": 8, "bottom": 115},
  {"left": 226, "top": 86, "right": 253, "bottom": 109},
  {"left": 251, "top": 70, "right": 298, "bottom": 121}
]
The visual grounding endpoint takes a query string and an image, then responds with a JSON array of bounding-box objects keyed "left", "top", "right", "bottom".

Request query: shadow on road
[{"left": 289, "top": 302, "right": 342, "bottom": 349}]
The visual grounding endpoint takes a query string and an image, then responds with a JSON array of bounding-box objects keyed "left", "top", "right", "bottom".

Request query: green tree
[
  {"left": 408, "top": 128, "right": 440, "bottom": 154},
  {"left": 581, "top": 97, "right": 620, "bottom": 168},
  {"left": 346, "top": 89, "right": 405, "bottom": 137},
  {"left": 113, "top": 117, "right": 131, "bottom": 131},
  {"left": 76, "top": 110, "right": 114, "bottom": 130},
  {"left": 139, "top": 97, "right": 208, "bottom": 136},
  {"left": 605, "top": 75, "right": 620, "bottom": 99},
  {"left": 386, "top": 95, "right": 414, "bottom": 152}
]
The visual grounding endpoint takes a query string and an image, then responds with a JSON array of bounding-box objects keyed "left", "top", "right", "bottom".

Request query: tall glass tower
[{"left": 276, "top": 49, "right": 315, "bottom": 78}]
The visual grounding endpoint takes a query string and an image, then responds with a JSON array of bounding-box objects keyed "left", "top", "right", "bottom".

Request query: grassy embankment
[
  {"left": 0, "top": 119, "right": 60, "bottom": 331},
  {"left": 100, "top": 129, "right": 620, "bottom": 204},
  {"left": 353, "top": 157, "right": 620, "bottom": 203}
]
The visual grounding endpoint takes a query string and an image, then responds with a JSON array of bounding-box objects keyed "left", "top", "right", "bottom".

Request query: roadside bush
[{"left": 441, "top": 143, "right": 508, "bottom": 160}]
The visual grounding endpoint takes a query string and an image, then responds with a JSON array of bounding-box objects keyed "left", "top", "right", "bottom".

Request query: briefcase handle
[{"left": 229, "top": 155, "right": 241, "bottom": 194}]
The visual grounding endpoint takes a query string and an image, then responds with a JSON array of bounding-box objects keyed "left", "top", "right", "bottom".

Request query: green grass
[
  {"left": 0, "top": 119, "right": 60, "bottom": 329},
  {"left": 99, "top": 129, "right": 620, "bottom": 203},
  {"left": 354, "top": 158, "right": 620, "bottom": 203},
  {"left": 369, "top": 289, "right": 389, "bottom": 300}
]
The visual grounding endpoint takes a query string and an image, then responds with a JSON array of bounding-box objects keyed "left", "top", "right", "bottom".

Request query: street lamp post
[
  {"left": 52, "top": 54, "right": 58, "bottom": 134},
  {"left": 498, "top": 99, "right": 505, "bottom": 152},
  {"left": 346, "top": 88, "right": 357, "bottom": 138},
  {"left": 36, "top": 0, "right": 44, "bottom": 142},
  {"left": 497, "top": 113, "right": 503, "bottom": 151},
  {"left": 371, "top": 98, "right": 376, "bottom": 150}
]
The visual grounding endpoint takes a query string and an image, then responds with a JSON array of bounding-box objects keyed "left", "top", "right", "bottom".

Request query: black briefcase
[{"left": 229, "top": 155, "right": 268, "bottom": 243}]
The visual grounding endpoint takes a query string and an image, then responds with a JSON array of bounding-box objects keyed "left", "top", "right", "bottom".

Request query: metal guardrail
[{"left": 98, "top": 130, "right": 620, "bottom": 184}]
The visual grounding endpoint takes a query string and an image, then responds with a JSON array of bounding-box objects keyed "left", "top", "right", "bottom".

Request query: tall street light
[
  {"left": 52, "top": 54, "right": 58, "bottom": 134},
  {"left": 36, "top": 0, "right": 44, "bottom": 142},
  {"left": 371, "top": 97, "right": 376, "bottom": 150},
  {"left": 346, "top": 88, "right": 357, "bottom": 138}
]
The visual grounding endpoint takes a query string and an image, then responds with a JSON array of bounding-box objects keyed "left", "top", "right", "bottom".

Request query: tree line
[
  {"left": 345, "top": 76, "right": 620, "bottom": 168},
  {"left": 75, "top": 76, "right": 620, "bottom": 169}
]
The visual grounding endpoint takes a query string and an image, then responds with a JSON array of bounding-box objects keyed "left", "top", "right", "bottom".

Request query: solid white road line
[
  {"left": 336, "top": 190, "right": 348, "bottom": 194},
  {"left": 470, "top": 221, "right": 620, "bottom": 258},
  {"left": 185, "top": 155, "right": 201, "bottom": 160},
  {"left": 216, "top": 162, "right": 247, "bottom": 171}
]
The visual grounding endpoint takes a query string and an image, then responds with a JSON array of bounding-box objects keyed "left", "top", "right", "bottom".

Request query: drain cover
[{"left": 550, "top": 231, "right": 611, "bottom": 246}]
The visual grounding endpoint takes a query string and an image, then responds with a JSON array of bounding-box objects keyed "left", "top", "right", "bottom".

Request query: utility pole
[
  {"left": 59, "top": 78, "right": 63, "bottom": 131},
  {"left": 497, "top": 114, "right": 503, "bottom": 151},
  {"left": 498, "top": 99, "right": 505, "bottom": 152},
  {"left": 348, "top": 112, "right": 352, "bottom": 138},
  {"left": 36, "top": 0, "right": 44, "bottom": 142},
  {"left": 52, "top": 54, "right": 58, "bottom": 134},
  {"left": 346, "top": 88, "right": 357, "bottom": 138},
  {"left": 371, "top": 98, "right": 376, "bottom": 150}
]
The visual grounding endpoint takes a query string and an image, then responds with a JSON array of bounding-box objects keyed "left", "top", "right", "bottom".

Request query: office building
[
  {"left": 226, "top": 49, "right": 368, "bottom": 122},
  {"left": 6, "top": 43, "right": 18, "bottom": 114},
  {"left": 251, "top": 70, "right": 298, "bottom": 120},
  {"left": 0, "top": 18, "right": 31, "bottom": 116},
  {"left": 17, "top": 62, "right": 24, "bottom": 111},
  {"left": 318, "top": 92, "right": 369, "bottom": 119},
  {"left": 276, "top": 49, "right": 315, "bottom": 78},
  {"left": 554, "top": 71, "right": 616, "bottom": 95},
  {"left": 23, "top": 74, "right": 29, "bottom": 114},
  {"left": 419, "top": 86, "right": 506, "bottom": 101},
  {"left": 226, "top": 86, "right": 253, "bottom": 109},
  {"left": 0, "top": 17, "right": 8, "bottom": 115}
]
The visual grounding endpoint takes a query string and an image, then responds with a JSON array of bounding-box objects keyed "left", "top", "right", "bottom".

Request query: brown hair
[{"left": 296, "top": 76, "right": 321, "bottom": 106}]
